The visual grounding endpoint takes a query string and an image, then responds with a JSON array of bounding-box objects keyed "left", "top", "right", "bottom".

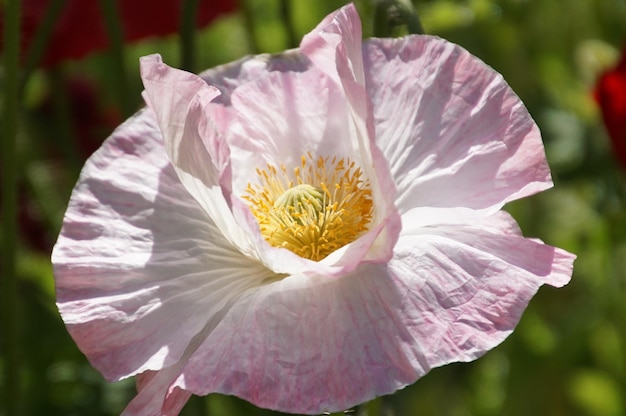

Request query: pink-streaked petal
[
  {"left": 52, "top": 108, "right": 273, "bottom": 383},
  {"left": 387, "top": 214, "right": 574, "bottom": 369},
  {"left": 406, "top": 213, "right": 574, "bottom": 288},
  {"left": 299, "top": 3, "right": 370, "bottom": 166},
  {"left": 399, "top": 205, "right": 530, "bottom": 231},
  {"left": 226, "top": 67, "right": 356, "bottom": 195},
  {"left": 167, "top": 212, "right": 573, "bottom": 415},
  {"left": 363, "top": 36, "right": 552, "bottom": 215},
  {"left": 301, "top": 3, "right": 401, "bottom": 266},
  {"left": 199, "top": 51, "right": 312, "bottom": 107},
  {"left": 170, "top": 265, "right": 421, "bottom": 414},
  {"left": 139, "top": 54, "right": 221, "bottom": 174},
  {"left": 299, "top": 3, "right": 371, "bottom": 187},
  {"left": 195, "top": 52, "right": 314, "bottom": 151},
  {"left": 124, "top": 369, "right": 192, "bottom": 416},
  {"left": 300, "top": 3, "right": 365, "bottom": 86},
  {"left": 140, "top": 54, "right": 254, "bottom": 254}
]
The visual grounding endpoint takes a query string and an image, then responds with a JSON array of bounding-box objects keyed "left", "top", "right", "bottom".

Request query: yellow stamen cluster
[{"left": 243, "top": 153, "right": 374, "bottom": 261}]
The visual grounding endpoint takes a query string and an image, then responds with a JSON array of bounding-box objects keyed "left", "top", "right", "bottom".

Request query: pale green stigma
[{"left": 273, "top": 184, "right": 325, "bottom": 223}]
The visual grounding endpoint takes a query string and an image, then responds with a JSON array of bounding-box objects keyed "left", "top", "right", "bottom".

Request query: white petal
[
  {"left": 387, "top": 213, "right": 574, "bottom": 369},
  {"left": 301, "top": 2, "right": 402, "bottom": 266},
  {"left": 52, "top": 108, "right": 273, "bottom": 383},
  {"left": 140, "top": 54, "right": 257, "bottom": 257},
  {"left": 168, "top": 266, "right": 422, "bottom": 414},
  {"left": 363, "top": 36, "right": 552, "bottom": 215},
  {"left": 226, "top": 67, "right": 356, "bottom": 196}
]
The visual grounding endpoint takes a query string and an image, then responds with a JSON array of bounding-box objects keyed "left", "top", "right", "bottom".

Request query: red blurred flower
[
  {"left": 17, "top": 189, "right": 53, "bottom": 253},
  {"left": 0, "top": 185, "right": 52, "bottom": 253},
  {"left": 36, "top": 75, "right": 123, "bottom": 158},
  {"left": 1, "top": 0, "right": 237, "bottom": 67},
  {"left": 595, "top": 44, "right": 626, "bottom": 169}
]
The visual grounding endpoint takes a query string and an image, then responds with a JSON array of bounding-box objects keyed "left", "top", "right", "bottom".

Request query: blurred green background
[{"left": 1, "top": 0, "right": 625, "bottom": 415}]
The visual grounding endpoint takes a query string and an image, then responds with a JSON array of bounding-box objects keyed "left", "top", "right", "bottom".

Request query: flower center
[
  {"left": 243, "top": 153, "right": 374, "bottom": 261},
  {"left": 273, "top": 183, "right": 326, "bottom": 224}
]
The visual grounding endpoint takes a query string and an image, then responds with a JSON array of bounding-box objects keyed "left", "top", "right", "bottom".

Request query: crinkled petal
[
  {"left": 52, "top": 108, "right": 273, "bottom": 387},
  {"left": 168, "top": 265, "right": 418, "bottom": 414},
  {"left": 140, "top": 54, "right": 255, "bottom": 255},
  {"left": 301, "top": 2, "right": 401, "bottom": 265},
  {"left": 124, "top": 369, "right": 192, "bottom": 416},
  {"left": 199, "top": 51, "right": 312, "bottom": 107},
  {"left": 162, "top": 213, "right": 572, "bottom": 415},
  {"left": 363, "top": 36, "right": 552, "bottom": 216},
  {"left": 226, "top": 67, "right": 357, "bottom": 193},
  {"left": 387, "top": 212, "right": 574, "bottom": 369},
  {"left": 300, "top": 3, "right": 365, "bottom": 87}
]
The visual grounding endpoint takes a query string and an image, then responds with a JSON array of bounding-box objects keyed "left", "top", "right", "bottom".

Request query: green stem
[
  {"left": 180, "top": 0, "right": 200, "bottom": 72},
  {"left": 280, "top": 0, "right": 298, "bottom": 49},
  {"left": 239, "top": 0, "right": 260, "bottom": 54},
  {"left": 2, "top": 0, "right": 21, "bottom": 414},
  {"left": 373, "top": 1, "right": 391, "bottom": 38},
  {"left": 48, "top": 69, "right": 83, "bottom": 173},
  {"left": 400, "top": 0, "right": 424, "bottom": 35},
  {"left": 99, "top": 0, "right": 133, "bottom": 116},
  {"left": 19, "top": 0, "right": 65, "bottom": 91},
  {"left": 379, "top": 395, "right": 395, "bottom": 416},
  {"left": 373, "top": 0, "right": 424, "bottom": 37},
  {"left": 352, "top": 404, "right": 368, "bottom": 416}
]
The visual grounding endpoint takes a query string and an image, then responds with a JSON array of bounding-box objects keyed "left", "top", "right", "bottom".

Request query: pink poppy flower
[{"left": 52, "top": 3, "right": 575, "bottom": 415}]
